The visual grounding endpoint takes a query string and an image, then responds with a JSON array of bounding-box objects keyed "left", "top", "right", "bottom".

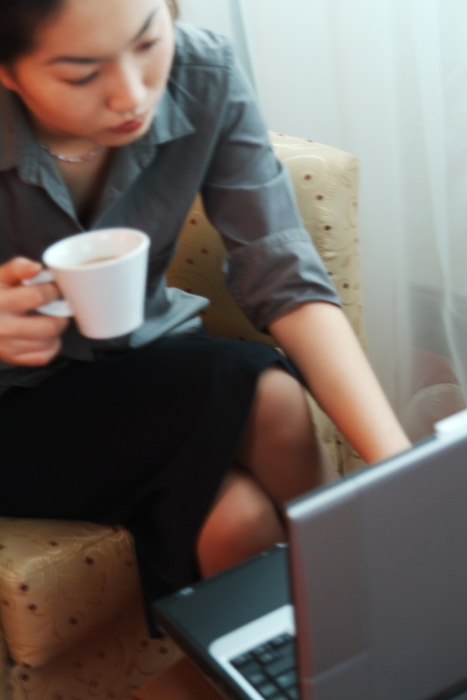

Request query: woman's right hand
[{"left": 0, "top": 257, "right": 69, "bottom": 366}]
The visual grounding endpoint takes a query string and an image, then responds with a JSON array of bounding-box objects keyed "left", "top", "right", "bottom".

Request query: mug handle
[{"left": 22, "top": 269, "right": 73, "bottom": 317}]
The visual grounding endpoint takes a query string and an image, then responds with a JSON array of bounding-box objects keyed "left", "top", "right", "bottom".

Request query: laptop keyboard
[{"left": 231, "top": 633, "right": 298, "bottom": 700}]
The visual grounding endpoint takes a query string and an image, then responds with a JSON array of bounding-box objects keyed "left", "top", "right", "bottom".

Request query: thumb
[{"left": 0, "top": 258, "right": 43, "bottom": 287}]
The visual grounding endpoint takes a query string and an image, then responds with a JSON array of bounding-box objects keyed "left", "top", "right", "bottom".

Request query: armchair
[{"left": 0, "top": 132, "right": 365, "bottom": 700}]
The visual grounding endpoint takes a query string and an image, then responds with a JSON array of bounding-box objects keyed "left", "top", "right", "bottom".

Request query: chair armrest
[{"left": 0, "top": 518, "right": 140, "bottom": 668}]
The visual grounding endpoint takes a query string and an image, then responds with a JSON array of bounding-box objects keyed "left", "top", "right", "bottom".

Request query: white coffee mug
[{"left": 25, "top": 228, "right": 150, "bottom": 339}]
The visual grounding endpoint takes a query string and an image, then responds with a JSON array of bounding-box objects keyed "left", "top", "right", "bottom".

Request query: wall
[
  {"left": 176, "top": 0, "right": 255, "bottom": 86},
  {"left": 177, "top": 0, "right": 234, "bottom": 38}
]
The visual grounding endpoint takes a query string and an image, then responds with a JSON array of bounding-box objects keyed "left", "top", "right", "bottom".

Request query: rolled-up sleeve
[{"left": 201, "top": 45, "right": 341, "bottom": 333}]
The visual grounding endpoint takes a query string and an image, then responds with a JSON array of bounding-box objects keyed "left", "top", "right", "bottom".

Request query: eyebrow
[{"left": 46, "top": 7, "right": 159, "bottom": 65}]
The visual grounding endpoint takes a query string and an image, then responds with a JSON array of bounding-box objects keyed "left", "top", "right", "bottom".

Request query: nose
[{"left": 106, "top": 59, "right": 147, "bottom": 115}]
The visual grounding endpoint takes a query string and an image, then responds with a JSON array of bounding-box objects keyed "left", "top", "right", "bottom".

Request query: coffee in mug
[{"left": 79, "top": 256, "right": 120, "bottom": 265}]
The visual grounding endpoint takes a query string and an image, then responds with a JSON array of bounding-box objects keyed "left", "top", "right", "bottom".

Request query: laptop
[{"left": 154, "top": 410, "right": 467, "bottom": 700}]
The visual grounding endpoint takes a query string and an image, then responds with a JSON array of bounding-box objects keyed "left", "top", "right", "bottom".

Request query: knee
[
  {"left": 247, "top": 368, "right": 314, "bottom": 450},
  {"left": 218, "top": 483, "right": 278, "bottom": 544},
  {"left": 196, "top": 471, "right": 285, "bottom": 578}
]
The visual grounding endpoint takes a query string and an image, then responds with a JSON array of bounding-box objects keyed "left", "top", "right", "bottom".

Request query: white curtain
[{"left": 178, "top": 0, "right": 467, "bottom": 440}]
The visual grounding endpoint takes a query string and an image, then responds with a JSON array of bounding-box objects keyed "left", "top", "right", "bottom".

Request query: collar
[
  {"left": 0, "top": 85, "right": 39, "bottom": 172},
  {"left": 150, "top": 80, "right": 196, "bottom": 146},
  {"left": 126, "top": 81, "right": 195, "bottom": 169}
]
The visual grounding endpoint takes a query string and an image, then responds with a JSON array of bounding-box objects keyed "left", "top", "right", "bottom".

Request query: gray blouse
[{"left": 0, "top": 23, "right": 340, "bottom": 391}]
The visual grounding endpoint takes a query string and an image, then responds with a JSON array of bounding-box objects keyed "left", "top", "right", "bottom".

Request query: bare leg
[
  {"left": 149, "top": 369, "right": 336, "bottom": 699},
  {"left": 197, "top": 467, "right": 286, "bottom": 577},
  {"left": 197, "top": 366, "right": 335, "bottom": 578},
  {"left": 235, "top": 366, "right": 328, "bottom": 503},
  {"left": 137, "top": 657, "right": 224, "bottom": 700}
]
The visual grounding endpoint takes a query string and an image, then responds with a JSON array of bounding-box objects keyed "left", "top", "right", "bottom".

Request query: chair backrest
[{"left": 166, "top": 132, "right": 366, "bottom": 473}]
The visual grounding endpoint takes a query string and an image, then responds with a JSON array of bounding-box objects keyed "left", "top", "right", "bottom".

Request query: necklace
[{"left": 41, "top": 142, "right": 104, "bottom": 164}]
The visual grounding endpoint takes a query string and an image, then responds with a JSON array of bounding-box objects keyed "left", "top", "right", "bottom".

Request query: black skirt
[{"left": 0, "top": 330, "right": 297, "bottom": 628}]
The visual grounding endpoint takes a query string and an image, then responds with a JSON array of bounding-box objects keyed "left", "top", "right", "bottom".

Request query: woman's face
[{"left": 0, "top": 0, "right": 175, "bottom": 146}]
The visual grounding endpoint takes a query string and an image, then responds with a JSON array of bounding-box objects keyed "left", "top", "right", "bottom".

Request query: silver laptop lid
[{"left": 287, "top": 410, "right": 467, "bottom": 700}]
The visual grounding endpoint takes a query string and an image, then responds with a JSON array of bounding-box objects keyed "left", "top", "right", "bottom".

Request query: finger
[
  {"left": 0, "top": 282, "right": 62, "bottom": 314},
  {"left": 0, "top": 339, "right": 63, "bottom": 367},
  {"left": 0, "top": 314, "right": 69, "bottom": 340},
  {"left": 0, "top": 337, "right": 59, "bottom": 354},
  {"left": 0, "top": 258, "right": 43, "bottom": 287}
]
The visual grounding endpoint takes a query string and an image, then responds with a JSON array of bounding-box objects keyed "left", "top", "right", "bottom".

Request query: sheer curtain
[{"left": 177, "top": 0, "right": 467, "bottom": 440}]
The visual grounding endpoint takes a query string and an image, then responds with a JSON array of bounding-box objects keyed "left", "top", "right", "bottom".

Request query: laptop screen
[{"left": 287, "top": 413, "right": 467, "bottom": 700}]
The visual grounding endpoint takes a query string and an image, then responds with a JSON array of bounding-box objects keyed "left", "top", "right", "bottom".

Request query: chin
[
  {"left": 104, "top": 129, "right": 149, "bottom": 147},
  {"left": 100, "top": 109, "right": 155, "bottom": 147}
]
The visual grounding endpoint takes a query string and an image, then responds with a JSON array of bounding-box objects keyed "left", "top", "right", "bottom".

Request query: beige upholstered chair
[{"left": 0, "top": 133, "right": 365, "bottom": 700}]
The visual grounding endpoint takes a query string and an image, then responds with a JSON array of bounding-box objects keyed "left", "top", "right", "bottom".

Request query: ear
[{"left": 0, "top": 66, "right": 20, "bottom": 93}]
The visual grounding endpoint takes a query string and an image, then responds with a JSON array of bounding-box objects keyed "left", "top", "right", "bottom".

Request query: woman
[{"left": 0, "top": 0, "right": 410, "bottom": 621}]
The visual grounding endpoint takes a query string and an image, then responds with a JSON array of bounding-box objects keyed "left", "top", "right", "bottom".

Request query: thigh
[
  {"left": 0, "top": 351, "right": 196, "bottom": 519},
  {"left": 0, "top": 334, "right": 294, "bottom": 520},
  {"left": 236, "top": 366, "right": 323, "bottom": 502},
  {"left": 0, "top": 334, "right": 298, "bottom": 599},
  {"left": 196, "top": 466, "right": 286, "bottom": 577}
]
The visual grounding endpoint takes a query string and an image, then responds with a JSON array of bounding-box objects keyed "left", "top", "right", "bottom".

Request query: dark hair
[
  {"left": 0, "top": 0, "right": 63, "bottom": 64},
  {"left": 167, "top": 0, "right": 179, "bottom": 19},
  {"left": 0, "top": 0, "right": 179, "bottom": 65}
]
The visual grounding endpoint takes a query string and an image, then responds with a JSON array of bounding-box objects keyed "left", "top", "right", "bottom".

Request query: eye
[
  {"left": 137, "top": 38, "right": 160, "bottom": 52},
  {"left": 66, "top": 72, "right": 98, "bottom": 86}
]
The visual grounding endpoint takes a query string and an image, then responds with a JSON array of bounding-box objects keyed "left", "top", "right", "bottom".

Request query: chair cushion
[
  {"left": 167, "top": 195, "right": 276, "bottom": 345},
  {"left": 0, "top": 518, "right": 140, "bottom": 668}
]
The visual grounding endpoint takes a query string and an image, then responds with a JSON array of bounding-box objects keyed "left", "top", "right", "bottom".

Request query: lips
[{"left": 108, "top": 111, "right": 149, "bottom": 134}]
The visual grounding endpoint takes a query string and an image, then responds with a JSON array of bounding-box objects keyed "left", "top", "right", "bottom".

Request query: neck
[
  {"left": 42, "top": 136, "right": 104, "bottom": 160},
  {"left": 30, "top": 116, "right": 102, "bottom": 160}
]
